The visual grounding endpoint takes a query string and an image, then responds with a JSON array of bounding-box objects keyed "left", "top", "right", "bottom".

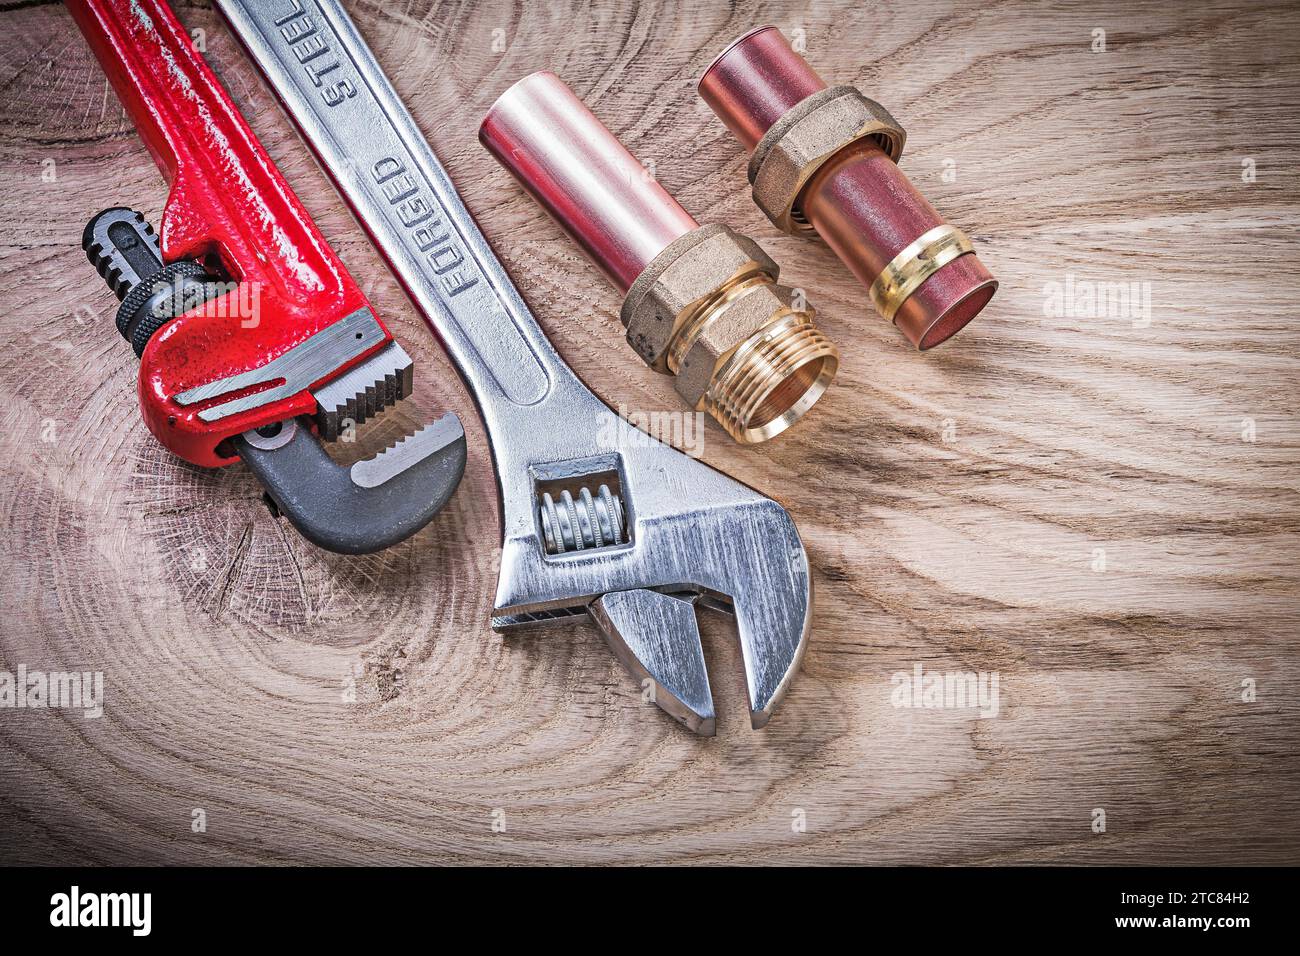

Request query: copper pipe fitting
[
  {"left": 480, "top": 71, "right": 838, "bottom": 444},
  {"left": 699, "top": 26, "right": 998, "bottom": 350}
]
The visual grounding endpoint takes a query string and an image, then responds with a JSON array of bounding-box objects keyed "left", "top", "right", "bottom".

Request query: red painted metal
[{"left": 67, "top": 0, "right": 389, "bottom": 467}]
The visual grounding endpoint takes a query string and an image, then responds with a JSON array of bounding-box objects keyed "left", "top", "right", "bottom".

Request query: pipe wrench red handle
[{"left": 70, "top": 0, "right": 466, "bottom": 553}]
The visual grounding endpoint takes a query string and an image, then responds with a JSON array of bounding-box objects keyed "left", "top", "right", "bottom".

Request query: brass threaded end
[
  {"left": 665, "top": 272, "right": 771, "bottom": 375},
  {"left": 622, "top": 223, "right": 838, "bottom": 443},
  {"left": 704, "top": 311, "right": 839, "bottom": 443}
]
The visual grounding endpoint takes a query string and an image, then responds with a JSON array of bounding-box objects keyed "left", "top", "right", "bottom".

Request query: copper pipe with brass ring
[
  {"left": 869, "top": 224, "right": 975, "bottom": 327},
  {"left": 699, "top": 27, "right": 998, "bottom": 349}
]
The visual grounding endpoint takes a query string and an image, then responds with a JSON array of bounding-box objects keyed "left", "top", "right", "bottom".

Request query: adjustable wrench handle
[
  {"left": 219, "top": 0, "right": 813, "bottom": 730},
  {"left": 214, "top": 0, "right": 586, "bottom": 443}
]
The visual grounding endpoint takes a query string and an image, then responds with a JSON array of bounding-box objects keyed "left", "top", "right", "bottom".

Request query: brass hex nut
[
  {"left": 620, "top": 224, "right": 777, "bottom": 372},
  {"left": 749, "top": 85, "right": 906, "bottom": 236},
  {"left": 674, "top": 281, "right": 808, "bottom": 409}
]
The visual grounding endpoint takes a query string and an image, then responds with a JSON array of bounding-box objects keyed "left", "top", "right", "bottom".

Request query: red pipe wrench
[{"left": 69, "top": 0, "right": 465, "bottom": 553}]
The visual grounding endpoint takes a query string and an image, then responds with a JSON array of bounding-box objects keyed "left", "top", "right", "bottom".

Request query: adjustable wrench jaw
[
  {"left": 488, "top": 381, "right": 812, "bottom": 733},
  {"left": 217, "top": 0, "right": 812, "bottom": 732}
]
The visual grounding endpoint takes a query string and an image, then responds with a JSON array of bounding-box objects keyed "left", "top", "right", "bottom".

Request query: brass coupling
[
  {"left": 748, "top": 86, "right": 907, "bottom": 236},
  {"left": 698, "top": 27, "right": 997, "bottom": 350},
  {"left": 622, "top": 224, "right": 838, "bottom": 444},
  {"left": 481, "top": 70, "right": 840, "bottom": 438}
]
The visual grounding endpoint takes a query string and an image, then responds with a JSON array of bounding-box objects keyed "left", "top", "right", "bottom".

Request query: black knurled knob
[
  {"left": 82, "top": 207, "right": 220, "bottom": 357},
  {"left": 82, "top": 207, "right": 161, "bottom": 299}
]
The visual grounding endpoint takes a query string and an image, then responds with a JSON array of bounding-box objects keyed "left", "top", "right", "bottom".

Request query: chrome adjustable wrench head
[
  {"left": 488, "top": 376, "right": 811, "bottom": 734},
  {"left": 217, "top": 0, "right": 811, "bottom": 733}
]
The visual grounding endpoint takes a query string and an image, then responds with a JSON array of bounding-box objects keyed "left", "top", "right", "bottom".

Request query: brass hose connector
[
  {"left": 623, "top": 224, "right": 836, "bottom": 443},
  {"left": 479, "top": 71, "right": 838, "bottom": 443}
]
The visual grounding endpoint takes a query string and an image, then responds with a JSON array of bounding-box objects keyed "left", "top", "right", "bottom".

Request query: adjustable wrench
[
  {"left": 69, "top": 0, "right": 466, "bottom": 554},
  {"left": 217, "top": 0, "right": 812, "bottom": 733}
]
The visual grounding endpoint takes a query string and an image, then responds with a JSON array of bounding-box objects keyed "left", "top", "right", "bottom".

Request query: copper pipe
[
  {"left": 699, "top": 26, "right": 825, "bottom": 150},
  {"left": 480, "top": 71, "right": 698, "bottom": 292},
  {"left": 699, "top": 26, "right": 997, "bottom": 350},
  {"left": 479, "top": 71, "right": 839, "bottom": 443}
]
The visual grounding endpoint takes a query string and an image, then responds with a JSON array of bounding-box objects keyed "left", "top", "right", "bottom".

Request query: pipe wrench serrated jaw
[
  {"left": 216, "top": 0, "right": 813, "bottom": 733},
  {"left": 71, "top": 0, "right": 466, "bottom": 554}
]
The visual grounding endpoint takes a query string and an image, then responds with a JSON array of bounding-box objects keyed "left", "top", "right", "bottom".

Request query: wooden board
[{"left": 1, "top": 0, "right": 1297, "bottom": 865}]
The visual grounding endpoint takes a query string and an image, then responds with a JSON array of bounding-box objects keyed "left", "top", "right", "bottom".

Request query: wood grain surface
[{"left": 1, "top": 0, "right": 1297, "bottom": 865}]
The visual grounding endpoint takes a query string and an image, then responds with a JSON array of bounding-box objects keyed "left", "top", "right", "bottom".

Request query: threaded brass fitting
[
  {"left": 481, "top": 71, "right": 841, "bottom": 437},
  {"left": 621, "top": 224, "right": 838, "bottom": 443}
]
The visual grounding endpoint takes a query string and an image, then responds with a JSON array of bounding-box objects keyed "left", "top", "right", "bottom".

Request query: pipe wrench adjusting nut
[{"left": 480, "top": 71, "right": 837, "bottom": 444}]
